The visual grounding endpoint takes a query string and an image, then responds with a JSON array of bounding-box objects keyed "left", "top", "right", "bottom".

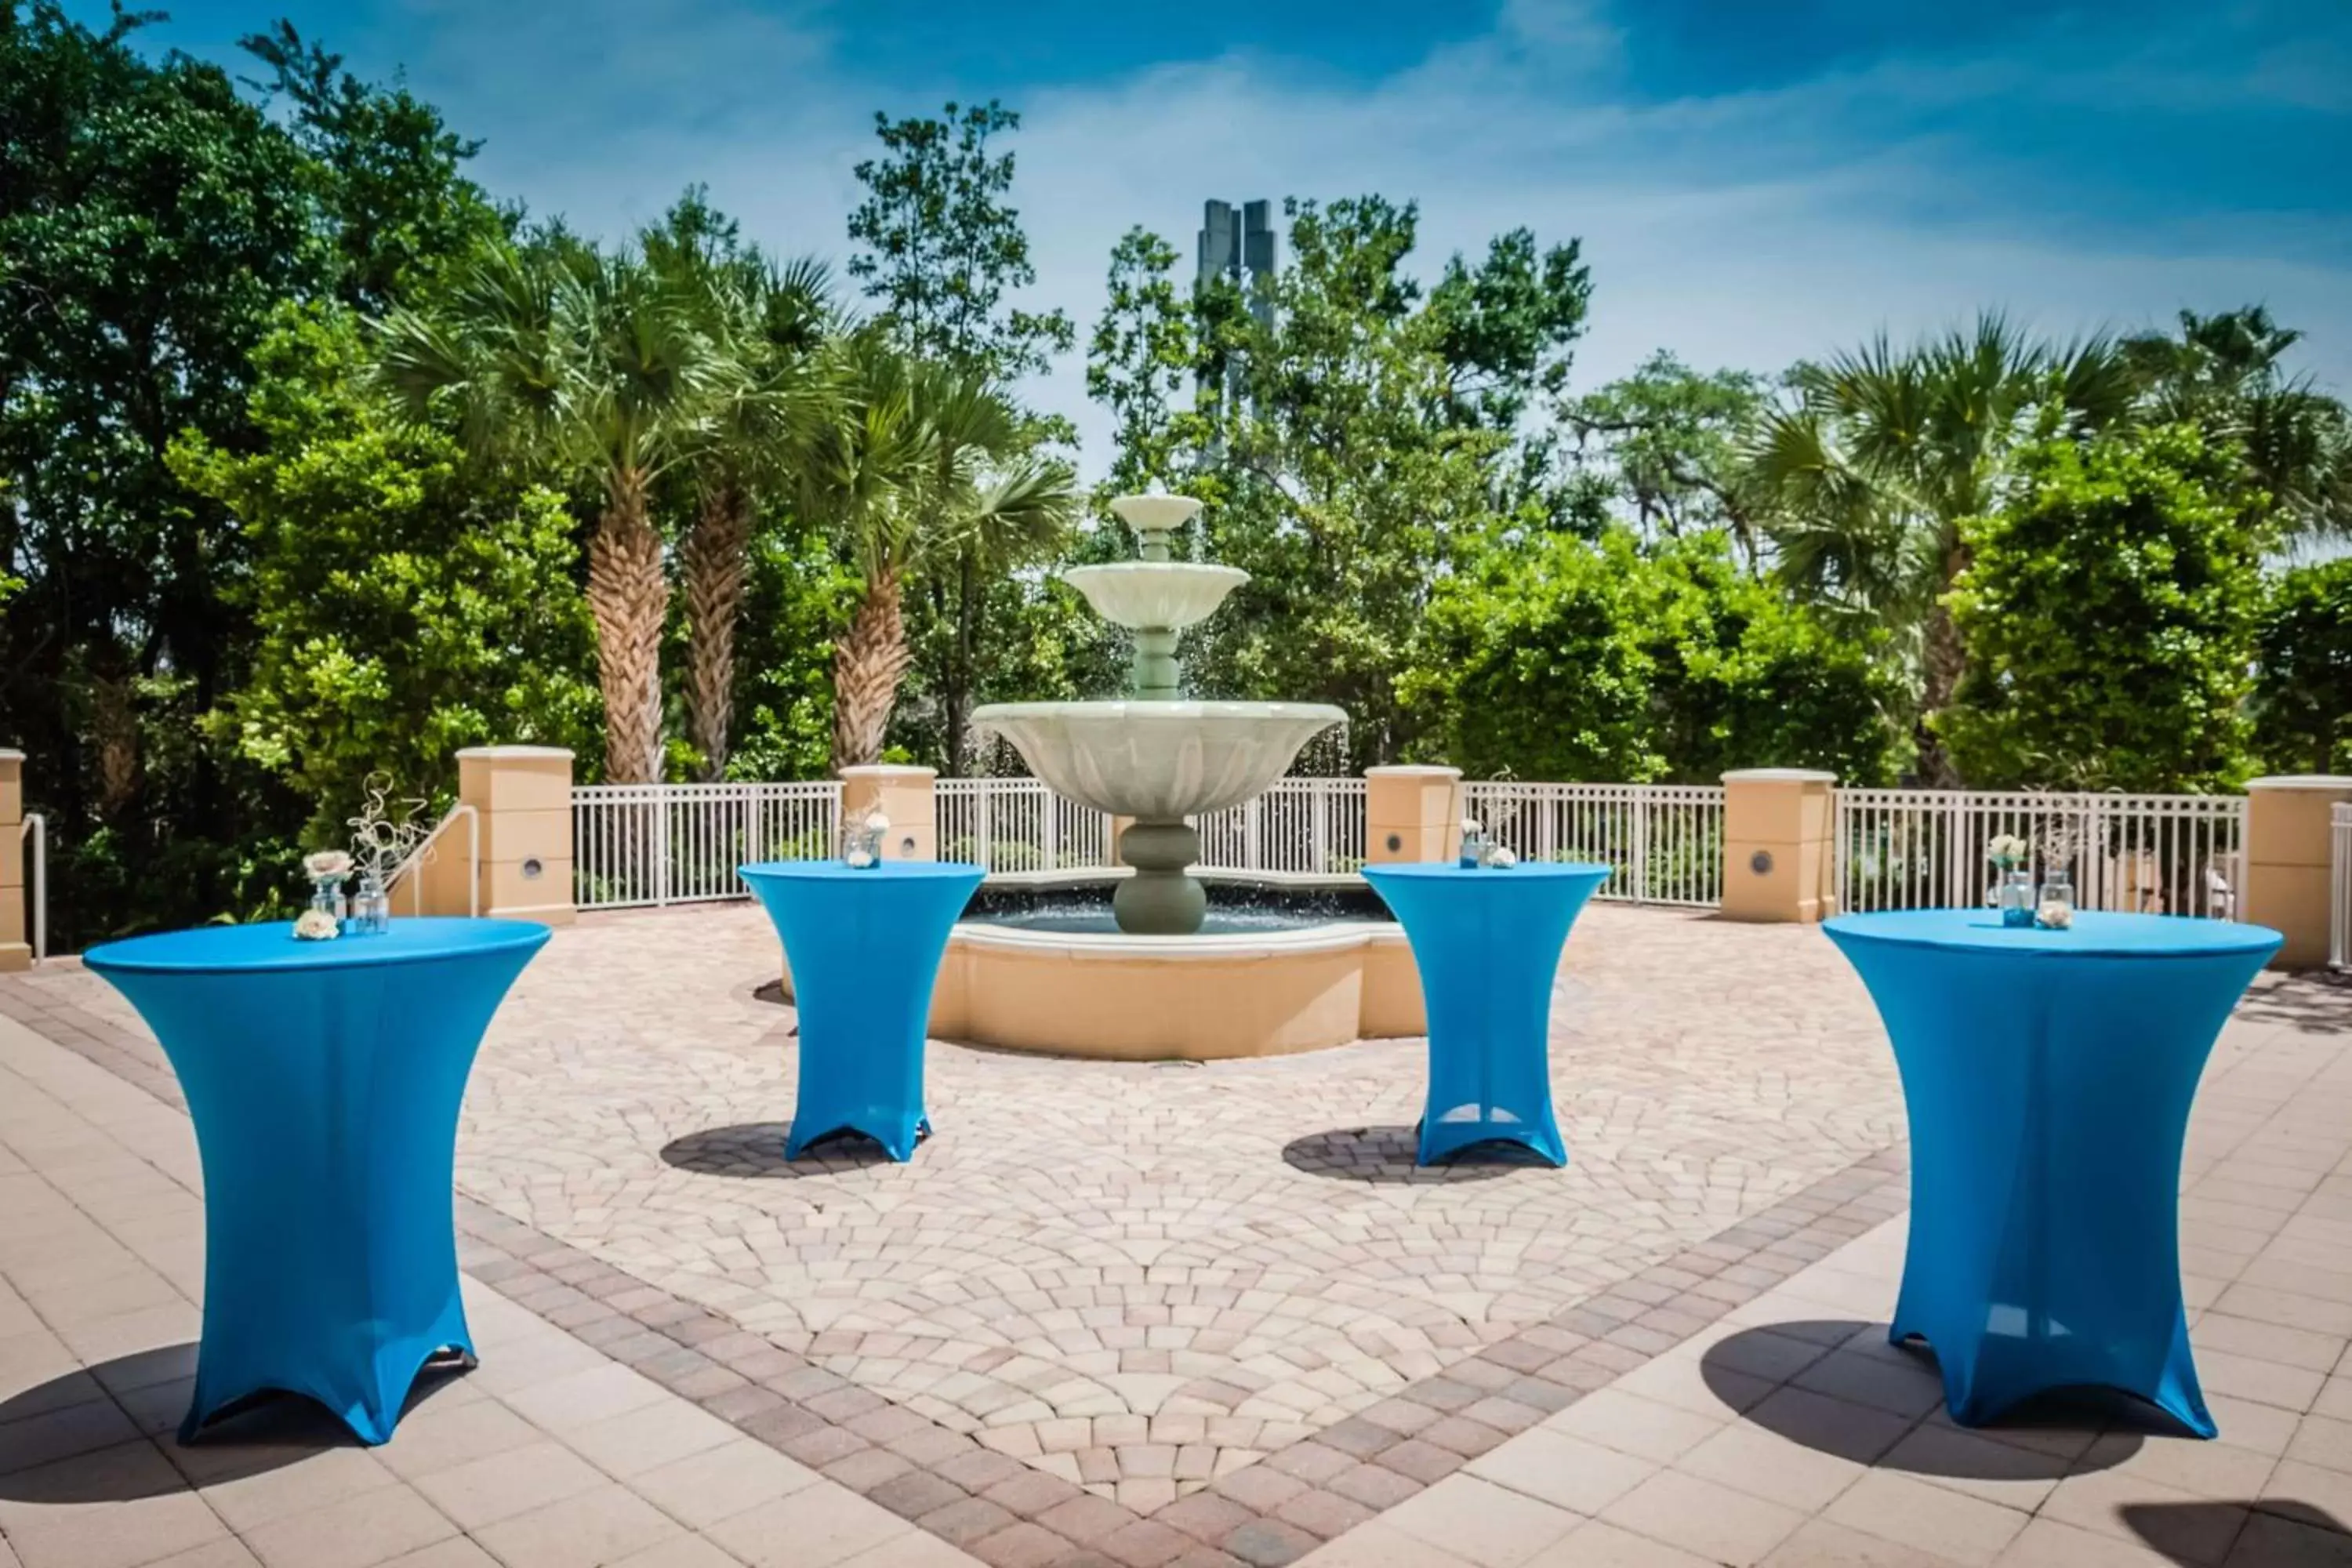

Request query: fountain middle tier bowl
[
  {"left": 1062, "top": 562, "right": 1248, "bottom": 632},
  {"left": 971, "top": 699, "right": 1346, "bottom": 821}
]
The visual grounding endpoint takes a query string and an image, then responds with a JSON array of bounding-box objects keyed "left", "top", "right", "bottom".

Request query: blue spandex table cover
[
  {"left": 1362, "top": 862, "right": 1611, "bottom": 1166},
  {"left": 1824, "top": 909, "right": 2281, "bottom": 1435},
  {"left": 739, "top": 861, "right": 983, "bottom": 1161},
  {"left": 82, "top": 917, "right": 549, "bottom": 1445}
]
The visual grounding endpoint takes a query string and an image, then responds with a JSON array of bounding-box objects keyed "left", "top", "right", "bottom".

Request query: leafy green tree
[
  {"left": 1556, "top": 352, "right": 1770, "bottom": 560},
  {"left": 1424, "top": 225, "right": 1592, "bottom": 430},
  {"left": 238, "top": 20, "right": 510, "bottom": 311},
  {"left": 1642, "top": 541, "right": 1907, "bottom": 784},
  {"left": 1083, "top": 196, "right": 1589, "bottom": 762},
  {"left": 1940, "top": 422, "right": 2266, "bottom": 792},
  {"left": 1745, "top": 315, "right": 2139, "bottom": 782},
  {"left": 845, "top": 100, "right": 1074, "bottom": 381},
  {"left": 1086, "top": 227, "right": 1196, "bottom": 499},
  {"left": 377, "top": 239, "right": 739, "bottom": 784},
  {"left": 710, "top": 515, "right": 858, "bottom": 782},
  {"left": 1404, "top": 530, "right": 1664, "bottom": 781},
  {"left": 1403, "top": 530, "right": 1903, "bottom": 783},
  {"left": 3, "top": 4, "right": 334, "bottom": 938},
  {"left": 172, "top": 305, "right": 597, "bottom": 839},
  {"left": 2252, "top": 558, "right": 2352, "bottom": 774}
]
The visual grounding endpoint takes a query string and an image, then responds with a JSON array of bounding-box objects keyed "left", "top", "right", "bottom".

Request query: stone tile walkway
[
  {"left": 0, "top": 1000, "right": 970, "bottom": 1568},
  {"left": 0, "top": 902, "right": 2346, "bottom": 1567}
]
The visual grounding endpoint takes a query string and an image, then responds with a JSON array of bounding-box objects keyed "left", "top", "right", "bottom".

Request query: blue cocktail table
[
  {"left": 1824, "top": 909, "right": 2281, "bottom": 1434},
  {"left": 739, "top": 860, "right": 984, "bottom": 1161},
  {"left": 83, "top": 917, "right": 550, "bottom": 1444},
  {"left": 1362, "top": 862, "right": 1611, "bottom": 1166}
]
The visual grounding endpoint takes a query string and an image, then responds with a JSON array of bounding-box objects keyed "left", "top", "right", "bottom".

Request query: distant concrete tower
[{"left": 1196, "top": 199, "right": 1276, "bottom": 325}]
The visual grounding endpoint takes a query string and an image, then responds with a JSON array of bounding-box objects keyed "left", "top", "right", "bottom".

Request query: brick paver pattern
[
  {"left": 0, "top": 901, "right": 2344, "bottom": 1568},
  {"left": 34, "top": 904, "right": 1913, "bottom": 1511}
]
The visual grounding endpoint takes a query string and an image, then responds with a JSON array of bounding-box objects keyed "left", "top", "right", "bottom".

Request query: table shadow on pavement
[
  {"left": 1699, "top": 1319, "right": 2165, "bottom": 1476},
  {"left": 661, "top": 1122, "right": 904, "bottom": 1177},
  {"left": 0, "top": 1344, "right": 470, "bottom": 1501}
]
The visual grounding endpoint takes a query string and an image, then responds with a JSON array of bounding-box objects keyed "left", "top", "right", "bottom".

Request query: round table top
[
  {"left": 1363, "top": 861, "right": 1613, "bottom": 888},
  {"left": 739, "top": 859, "right": 985, "bottom": 887},
  {"left": 82, "top": 916, "right": 551, "bottom": 976},
  {"left": 1824, "top": 908, "right": 2282, "bottom": 960}
]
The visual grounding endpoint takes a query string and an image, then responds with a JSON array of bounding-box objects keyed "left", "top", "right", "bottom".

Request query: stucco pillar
[
  {"left": 0, "top": 750, "right": 27, "bottom": 971},
  {"left": 1366, "top": 765, "right": 1464, "bottom": 865},
  {"left": 841, "top": 765, "right": 937, "bottom": 862},
  {"left": 455, "top": 746, "right": 575, "bottom": 926},
  {"left": 1721, "top": 768, "right": 1838, "bottom": 924},
  {"left": 2241, "top": 775, "right": 2352, "bottom": 970}
]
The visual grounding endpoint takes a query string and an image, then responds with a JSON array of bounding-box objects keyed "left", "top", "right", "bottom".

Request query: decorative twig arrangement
[{"left": 347, "top": 773, "right": 435, "bottom": 884}]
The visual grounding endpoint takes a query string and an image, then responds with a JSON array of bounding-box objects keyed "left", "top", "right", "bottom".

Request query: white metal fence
[
  {"left": 1197, "top": 778, "right": 1369, "bottom": 875},
  {"left": 569, "top": 775, "right": 2264, "bottom": 926},
  {"left": 2332, "top": 802, "right": 2350, "bottom": 971},
  {"left": 1462, "top": 782, "right": 1726, "bottom": 907},
  {"left": 1834, "top": 789, "right": 2245, "bottom": 919},
  {"left": 938, "top": 779, "right": 1111, "bottom": 873},
  {"left": 575, "top": 782, "right": 841, "bottom": 909}
]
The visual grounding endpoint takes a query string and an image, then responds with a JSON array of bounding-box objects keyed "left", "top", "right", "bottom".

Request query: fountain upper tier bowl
[
  {"left": 971, "top": 700, "right": 1347, "bottom": 821},
  {"left": 1061, "top": 562, "right": 1247, "bottom": 632}
]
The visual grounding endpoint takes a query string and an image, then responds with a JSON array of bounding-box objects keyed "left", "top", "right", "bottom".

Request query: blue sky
[{"left": 99, "top": 0, "right": 2352, "bottom": 474}]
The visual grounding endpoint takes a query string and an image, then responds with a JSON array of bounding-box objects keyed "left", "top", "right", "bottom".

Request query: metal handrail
[
  {"left": 20, "top": 813, "right": 42, "bottom": 961},
  {"left": 390, "top": 802, "right": 479, "bottom": 918},
  {"left": 2332, "top": 802, "right": 2350, "bottom": 971}
]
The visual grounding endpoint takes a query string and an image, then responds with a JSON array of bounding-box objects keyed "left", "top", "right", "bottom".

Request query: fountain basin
[
  {"left": 771, "top": 872, "right": 1427, "bottom": 1060},
  {"left": 971, "top": 701, "right": 1346, "bottom": 821},
  {"left": 1062, "top": 562, "right": 1249, "bottom": 632}
]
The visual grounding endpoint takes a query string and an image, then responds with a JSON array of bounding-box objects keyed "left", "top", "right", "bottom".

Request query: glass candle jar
[{"left": 1998, "top": 869, "right": 2036, "bottom": 928}]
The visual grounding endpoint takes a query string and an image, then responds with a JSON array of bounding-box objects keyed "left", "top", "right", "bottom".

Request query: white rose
[
  {"left": 1489, "top": 847, "right": 1518, "bottom": 868},
  {"left": 1460, "top": 818, "right": 1483, "bottom": 835},
  {"left": 2036, "top": 900, "right": 2072, "bottom": 930},
  {"left": 303, "top": 850, "right": 353, "bottom": 879},
  {"left": 845, "top": 846, "right": 875, "bottom": 869},
  {"left": 863, "top": 811, "right": 891, "bottom": 833},
  {"left": 292, "top": 909, "right": 342, "bottom": 941}
]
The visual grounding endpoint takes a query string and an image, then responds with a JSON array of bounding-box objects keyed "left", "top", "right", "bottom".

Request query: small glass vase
[
  {"left": 348, "top": 873, "right": 390, "bottom": 935},
  {"left": 1997, "top": 869, "right": 2035, "bottom": 927},
  {"left": 842, "top": 825, "right": 884, "bottom": 869},
  {"left": 1459, "top": 833, "right": 1486, "bottom": 869},
  {"left": 309, "top": 874, "right": 348, "bottom": 923},
  {"left": 2036, "top": 870, "right": 2074, "bottom": 930}
]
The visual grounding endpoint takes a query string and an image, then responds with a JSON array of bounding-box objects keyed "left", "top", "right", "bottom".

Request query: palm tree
[
  {"left": 376, "top": 239, "right": 733, "bottom": 783},
  {"left": 2122, "top": 307, "right": 2352, "bottom": 543},
  {"left": 904, "top": 365, "right": 1076, "bottom": 772},
  {"left": 797, "top": 335, "right": 1077, "bottom": 770},
  {"left": 648, "top": 198, "right": 836, "bottom": 779},
  {"left": 1744, "top": 314, "right": 2137, "bottom": 782}
]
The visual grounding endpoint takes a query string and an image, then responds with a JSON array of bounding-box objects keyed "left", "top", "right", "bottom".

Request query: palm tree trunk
[
  {"left": 683, "top": 483, "right": 751, "bottom": 781},
  {"left": 586, "top": 470, "right": 668, "bottom": 785},
  {"left": 831, "top": 565, "right": 912, "bottom": 771},
  {"left": 1916, "top": 542, "right": 1972, "bottom": 786}
]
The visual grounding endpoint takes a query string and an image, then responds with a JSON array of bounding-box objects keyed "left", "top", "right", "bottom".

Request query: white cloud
[{"left": 343, "top": 0, "right": 2352, "bottom": 481}]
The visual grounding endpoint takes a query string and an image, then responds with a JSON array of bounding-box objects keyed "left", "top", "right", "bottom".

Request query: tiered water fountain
[
  {"left": 975, "top": 495, "right": 1348, "bottom": 935},
  {"left": 895, "top": 495, "right": 1420, "bottom": 1059}
]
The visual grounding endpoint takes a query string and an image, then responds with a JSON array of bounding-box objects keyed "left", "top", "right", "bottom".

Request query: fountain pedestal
[{"left": 1114, "top": 821, "right": 1205, "bottom": 935}]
